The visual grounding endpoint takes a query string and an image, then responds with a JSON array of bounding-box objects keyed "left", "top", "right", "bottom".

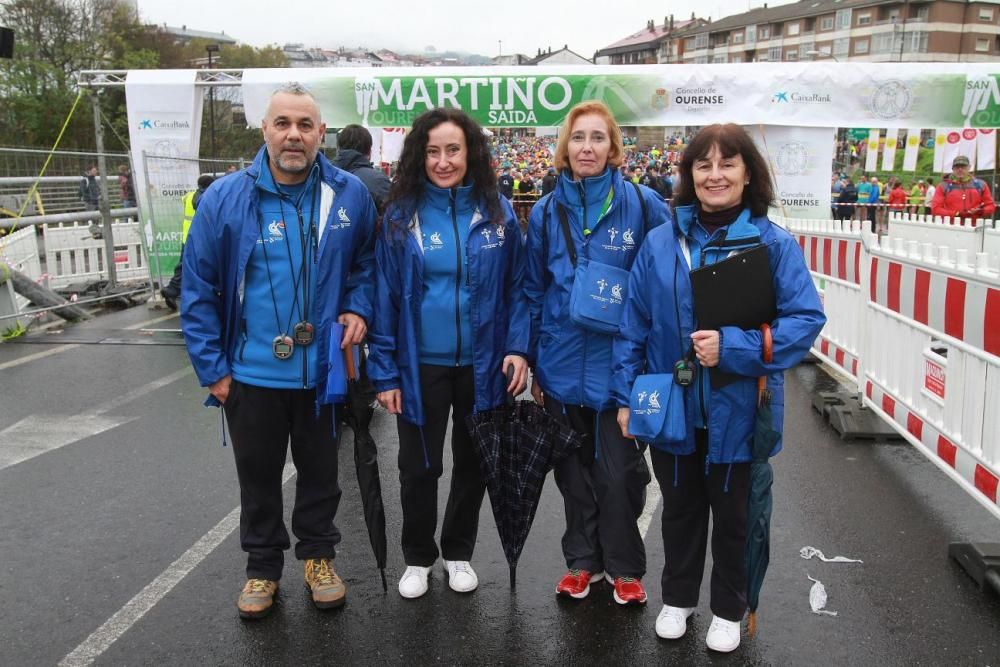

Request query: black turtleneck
[{"left": 699, "top": 203, "right": 743, "bottom": 235}]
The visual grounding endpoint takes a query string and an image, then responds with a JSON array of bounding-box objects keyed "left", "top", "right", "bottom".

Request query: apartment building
[
  {"left": 595, "top": 15, "right": 707, "bottom": 65},
  {"left": 673, "top": 0, "right": 1000, "bottom": 63}
]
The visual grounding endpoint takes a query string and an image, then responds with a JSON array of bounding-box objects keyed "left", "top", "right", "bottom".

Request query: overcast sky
[{"left": 136, "top": 0, "right": 797, "bottom": 59}]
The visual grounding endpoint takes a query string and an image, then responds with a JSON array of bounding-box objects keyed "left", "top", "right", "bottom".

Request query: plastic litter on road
[
  {"left": 807, "top": 575, "right": 839, "bottom": 616},
  {"left": 800, "top": 546, "right": 864, "bottom": 563}
]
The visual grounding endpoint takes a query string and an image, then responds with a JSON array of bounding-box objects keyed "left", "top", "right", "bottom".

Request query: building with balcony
[
  {"left": 595, "top": 15, "right": 707, "bottom": 64},
  {"left": 673, "top": 0, "right": 1000, "bottom": 64}
]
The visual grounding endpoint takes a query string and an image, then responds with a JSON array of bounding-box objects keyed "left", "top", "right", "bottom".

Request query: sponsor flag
[
  {"left": 881, "top": 129, "right": 899, "bottom": 171},
  {"left": 958, "top": 127, "right": 978, "bottom": 165},
  {"left": 941, "top": 129, "right": 963, "bottom": 173},
  {"left": 932, "top": 129, "right": 948, "bottom": 172},
  {"left": 865, "top": 129, "right": 881, "bottom": 172},
  {"left": 381, "top": 128, "right": 406, "bottom": 164},
  {"left": 902, "top": 129, "right": 921, "bottom": 172},
  {"left": 977, "top": 129, "right": 996, "bottom": 170}
]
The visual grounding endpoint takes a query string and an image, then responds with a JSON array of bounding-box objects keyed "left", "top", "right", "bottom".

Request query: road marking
[
  {"left": 59, "top": 464, "right": 297, "bottom": 667},
  {"left": 0, "top": 312, "right": 180, "bottom": 371},
  {"left": 638, "top": 447, "right": 661, "bottom": 540},
  {"left": 0, "top": 366, "right": 193, "bottom": 471}
]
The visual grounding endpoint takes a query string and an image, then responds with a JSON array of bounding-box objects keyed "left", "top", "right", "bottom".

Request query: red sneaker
[
  {"left": 611, "top": 576, "right": 647, "bottom": 605},
  {"left": 555, "top": 569, "right": 605, "bottom": 599}
]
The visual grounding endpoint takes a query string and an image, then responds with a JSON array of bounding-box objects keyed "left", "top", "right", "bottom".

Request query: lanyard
[{"left": 583, "top": 186, "right": 614, "bottom": 237}]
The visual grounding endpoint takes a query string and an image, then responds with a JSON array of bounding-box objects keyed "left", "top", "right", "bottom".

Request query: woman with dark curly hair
[
  {"left": 611, "top": 123, "right": 824, "bottom": 651},
  {"left": 368, "top": 108, "right": 530, "bottom": 599}
]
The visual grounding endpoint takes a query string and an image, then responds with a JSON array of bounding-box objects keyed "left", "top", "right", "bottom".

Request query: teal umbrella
[{"left": 746, "top": 324, "right": 781, "bottom": 637}]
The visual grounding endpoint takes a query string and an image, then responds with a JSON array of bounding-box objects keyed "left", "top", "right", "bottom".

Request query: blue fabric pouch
[
  {"left": 322, "top": 323, "right": 359, "bottom": 404},
  {"left": 569, "top": 258, "right": 630, "bottom": 335},
  {"left": 628, "top": 374, "right": 685, "bottom": 444}
]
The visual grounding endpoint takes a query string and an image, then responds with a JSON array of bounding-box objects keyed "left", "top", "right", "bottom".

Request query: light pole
[
  {"left": 206, "top": 43, "right": 219, "bottom": 162},
  {"left": 806, "top": 49, "right": 840, "bottom": 62}
]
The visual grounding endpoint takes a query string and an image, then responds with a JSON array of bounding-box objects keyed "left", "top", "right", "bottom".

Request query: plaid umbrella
[
  {"left": 746, "top": 324, "right": 781, "bottom": 637},
  {"left": 465, "top": 398, "right": 582, "bottom": 589}
]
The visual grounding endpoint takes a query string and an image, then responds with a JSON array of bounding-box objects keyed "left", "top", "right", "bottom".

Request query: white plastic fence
[
  {"left": 43, "top": 220, "right": 146, "bottom": 288},
  {"left": 0, "top": 225, "right": 43, "bottom": 316},
  {"left": 783, "top": 213, "right": 1000, "bottom": 520},
  {"left": 887, "top": 212, "right": 986, "bottom": 257}
]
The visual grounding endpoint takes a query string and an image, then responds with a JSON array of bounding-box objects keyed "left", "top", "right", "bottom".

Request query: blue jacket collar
[
  {"left": 558, "top": 167, "right": 613, "bottom": 208},
  {"left": 421, "top": 180, "right": 477, "bottom": 214},
  {"left": 674, "top": 204, "right": 760, "bottom": 243}
]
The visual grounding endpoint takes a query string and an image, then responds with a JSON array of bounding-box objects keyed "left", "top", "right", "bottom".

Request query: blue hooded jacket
[
  {"left": 609, "top": 205, "right": 826, "bottom": 464},
  {"left": 525, "top": 167, "right": 671, "bottom": 410},
  {"left": 180, "top": 146, "right": 376, "bottom": 407},
  {"left": 368, "top": 193, "right": 529, "bottom": 426}
]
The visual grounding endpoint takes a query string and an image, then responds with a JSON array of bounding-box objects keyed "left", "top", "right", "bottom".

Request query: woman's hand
[
  {"left": 377, "top": 389, "right": 402, "bottom": 415},
  {"left": 503, "top": 355, "right": 529, "bottom": 396},
  {"left": 617, "top": 407, "right": 633, "bottom": 439},
  {"left": 691, "top": 330, "right": 720, "bottom": 368},
  {"left": 530, "top": 375, "right": 544, "bottom": 406}
]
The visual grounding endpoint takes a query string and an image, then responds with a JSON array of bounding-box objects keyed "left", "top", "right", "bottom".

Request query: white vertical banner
[
  {"left": 749, "top": 124, "right": 836, "bottom": 220},
  {"left": 942, "top": 129, "right": 963, "bottom": 173},
  {"left": 933, "top": 129, "right": 948, "bottom": 172},
  {"left": 367, "top": 126, "right": 383, "bottom": 165},
  {"left": 381, "top": 127, "right": 406, "bottom": 164},
  {"left": 125, "top": 70, "right": 204, "bottom": 280},
  {"left": 902, "top": 129, "right": 921, "bottom": 172},
  {"left": 958, "top": 127, "right": 978, "bottom": 165},
  {"left": 881, "top": 128, "right": 899, "bottom": 171},
  {"left": 865, "top": 129, "right": 881, "bottom": 172},
  {"left": 977, "top": 129, "right": 996, "bottom": 170}
]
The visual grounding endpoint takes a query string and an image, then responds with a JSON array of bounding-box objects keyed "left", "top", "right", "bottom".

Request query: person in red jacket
[
  {"left": 931, "top": 155, "right": 996, "bottom": 223},
  {"left": 887, "top": 179, "right": 907, "bottom": 212}
]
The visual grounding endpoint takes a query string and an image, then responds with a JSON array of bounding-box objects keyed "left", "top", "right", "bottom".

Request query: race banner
[
  {"left": 125, "top": 70, "right": 204, "bottom": 281},
  {"left": 977, "top": 129, "right": 996, "bottom": 170},
  {"left": 902, "top": 129, "right": 921, "bottom": 172},
  {"left": 749, "top": 125, "right": 835, "bottom": 220},
  {"left": 941, "top": 129, "right": 963, "bottom": 172},
  {"left": 881, "top": 129, "right": 899, "bottom": 171},
  {"left": 865, "top": 130, "right": 881, "bottom": 172},
  {"left": 933, "top": 129, "right": 948, "bottom": 172},
  {"left": 242, "top": 63, "right": 1000, "bottom": 130},
  {"left": 958, "top": 127, "right": 979, "bottom": 164}
]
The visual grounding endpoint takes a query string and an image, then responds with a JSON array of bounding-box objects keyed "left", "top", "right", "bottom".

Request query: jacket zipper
[{"left": 451, "top": 190, "right": 462, "bottom": 367}]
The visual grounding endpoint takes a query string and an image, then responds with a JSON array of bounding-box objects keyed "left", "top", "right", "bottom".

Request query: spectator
[
  {"left": 923, "top": 177, "right": 936, "bottom": 216},
  {"left": 334, "top": 124, "right": 391, "bottom": 211},
  {"left": 498, "top": 167, "right": 515, "bottom": 199},
  {"left": 931, "top": 155, "right": 996, "bottom": 223},
  {"left": 541, "top": 167, "right": 557, "bottom": 195},
  {"left": 118, "top": 164, "right": 135, "bottom": 208},
  {"left": 79, "top": 164, "right": 100, "bottom": 211},
  {"left": 836, "top": 176, "right": 857, "bottom": 220}
]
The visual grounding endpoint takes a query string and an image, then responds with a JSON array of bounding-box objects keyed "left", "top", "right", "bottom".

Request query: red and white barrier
[
  {"left": 781, "top": 217, "right": 866, "bottom": 390},
  {"left": 42, "top": 220, "right": 146, "bottom": 288},
  {"left": 781, "top": 213, "right": 1000, "bottom": 520},
  {"left": 861, "top": 230, "right": 1000, "bottom": 519}
]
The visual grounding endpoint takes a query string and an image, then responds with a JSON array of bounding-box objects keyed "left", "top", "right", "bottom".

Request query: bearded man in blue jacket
[{"left": 180, "top": 83, "right": 376, "bottom": 619}]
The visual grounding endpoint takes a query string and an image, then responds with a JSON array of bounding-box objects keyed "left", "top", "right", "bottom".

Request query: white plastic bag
[
  {"left": 807, "top": 575, "right": 839, "bottom": 616},
  {"left": 800, "top": 546, "right": 863, "bottom": 563}
]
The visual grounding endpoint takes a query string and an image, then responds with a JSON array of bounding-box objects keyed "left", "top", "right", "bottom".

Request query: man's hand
[
  {"left": 617, "top": 407, "right": 633, "bottom": 439},
  {"left": 691, "top": 330, "right": 720, "bottom": 368},
  {"left": 210, "top": 375, "right": 232, "bottom": 404},
  {"left": 377, "top": 389, "right": 402, "bottom": 415},
  {"left": 503, "top": 355, "right": 529, "bottom": 396},
  {"left": 338, "top": 313, "right": 367, "bottom": 349}
]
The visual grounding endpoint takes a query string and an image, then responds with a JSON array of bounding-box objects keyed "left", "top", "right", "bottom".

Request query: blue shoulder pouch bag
[{"left": 628, "top": 373, "right": 685, "bottom": 444}]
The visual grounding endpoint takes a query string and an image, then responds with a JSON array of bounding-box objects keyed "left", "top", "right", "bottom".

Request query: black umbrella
[
  {"left": 343, "top": 346, "right": 388, "bottom": 592},
  {"left": 745, "top": 324, "right": 781, "bottom": 637},
  {"left": 465, "top": 387, "right": 582, "bottom": 589}
]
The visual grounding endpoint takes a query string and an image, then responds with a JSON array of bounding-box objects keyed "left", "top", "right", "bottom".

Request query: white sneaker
[
  {"left": 705, "top": 615, "right": 741, "bottom": 653},
  {"left": 443, "top": 560, "right": 479, "bottom": 593},
  {"left": 398, "top": 565, "right": 431, "bottom": 599},
  {"left": 655, "top": 605, "right": 694, "bottom": 639}
]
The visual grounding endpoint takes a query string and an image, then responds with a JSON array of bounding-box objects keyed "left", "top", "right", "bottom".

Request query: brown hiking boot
[
  {"left": 237, "top": 578, "right": 278, "bottom": 619},
  {"left": 304, "top": 558, "right": 346, "bottom": 609}
]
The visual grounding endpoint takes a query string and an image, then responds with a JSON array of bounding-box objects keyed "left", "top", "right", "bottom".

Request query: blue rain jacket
[
  {"left": 610, "top": 205, "right": 826, "bottom": 462},
  {"left": 368, "top": 193, "right": 529, "bottom": 426},
  {"left": 525, "top": 167, "right": 671, "bottom": 410},
  {"left": 180, "top": 146, "right": 376, "bottom": 407}
]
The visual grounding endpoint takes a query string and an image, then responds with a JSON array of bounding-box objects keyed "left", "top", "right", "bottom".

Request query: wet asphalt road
[{"left": 1, "top": 306, "right": 999, "bottom": 666}]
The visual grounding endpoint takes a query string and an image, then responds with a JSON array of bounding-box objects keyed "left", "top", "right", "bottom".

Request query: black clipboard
[{"left": 689, "top": 244, "right": 776, "bottom": 388}]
